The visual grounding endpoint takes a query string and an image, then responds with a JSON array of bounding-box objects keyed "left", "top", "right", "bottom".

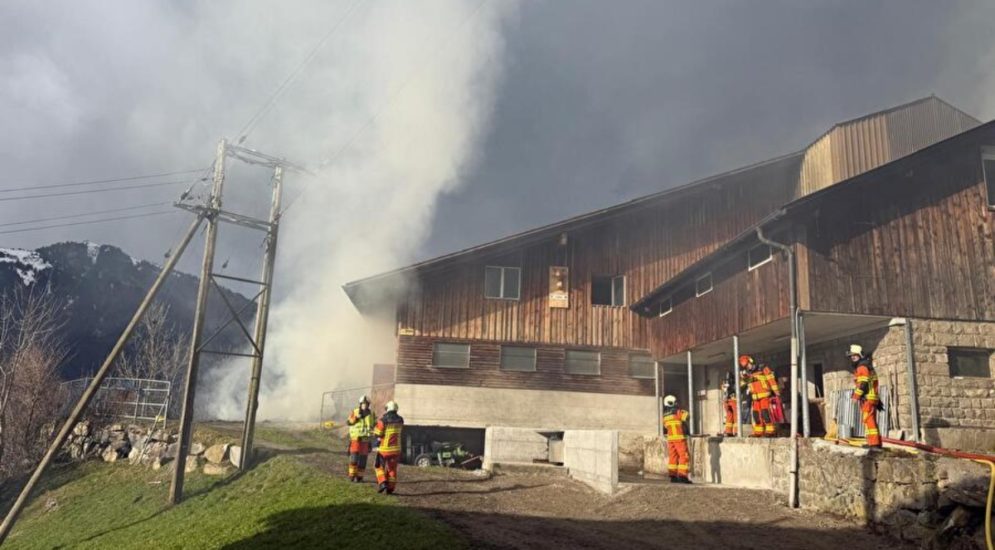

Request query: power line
[
  {"left": 0, "top": 211, "right": 181, "bottom": 236},
  {"left": 0, "top": 179, "right": 194, "bottom": 203},
  {"left": 235, "top": 0, "right": 366, "bottom": 144},
  {"left": 0, "top": 168, "right": 206, "bottom": 194},
  {"left": 283, "top": 0, "right": 491, "bottom": 213},
  {"left": 0, "top": 202, "right": 171, "bottom": 228}
]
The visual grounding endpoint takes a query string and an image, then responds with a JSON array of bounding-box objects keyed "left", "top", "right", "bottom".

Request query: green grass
[{"left": 5, "top": 438, "right": 463, "bottom": 549}]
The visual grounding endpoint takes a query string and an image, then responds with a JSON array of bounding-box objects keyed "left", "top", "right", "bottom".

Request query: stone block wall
[
  {"left": 760, "top": 318, "right": 995, "bottom": 449},
  {"left": 563, "top": 430, "right": 619, "bottom": 494}
]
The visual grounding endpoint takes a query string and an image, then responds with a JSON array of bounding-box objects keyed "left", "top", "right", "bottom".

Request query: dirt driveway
[{"left": 297, "top": 430, "right": 909, "bottom": 550}]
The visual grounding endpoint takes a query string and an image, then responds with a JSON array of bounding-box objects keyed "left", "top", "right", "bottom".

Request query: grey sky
[{"left": 425, "top": 0, "right": 995, "bottom": 258}]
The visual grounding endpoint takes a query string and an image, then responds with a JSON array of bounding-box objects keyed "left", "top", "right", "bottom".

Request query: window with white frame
[
  {"left": 592, "top": 275, "right": 625, "bottom": 306},
  {"left": 484, "top": 266, "right": 521, "bottom": 300},
  {"left": 629, "top": 354, "right": 656, "bottom": 379},
  {"left": 657, "top": 297, "right": 672, "bottom": 317},
  {"left": 748, "top": 244, "right": 773, "bottom": 270},
  {"left": 433, "top": 343, "right": 470, "bottom": 368},
  {"left": 565, "top": 350, "right": 601, "bottom": 375},
  {"left": 983, "top": 149, "right": 995, "bottom": 209},
  {"left": 695, "top": 273, "right": 713, "bottom": 297},
  {"left": 500, "top": 346, "right": 537, "bottom": 372}
]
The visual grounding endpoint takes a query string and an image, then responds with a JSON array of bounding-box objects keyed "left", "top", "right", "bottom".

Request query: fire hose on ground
[{"left": 833, "top": 436, "right": 994, "bottom": 550}]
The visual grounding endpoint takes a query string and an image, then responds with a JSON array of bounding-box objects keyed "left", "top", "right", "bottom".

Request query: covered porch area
[{"left": 654, "top": 311, "right": 903, "bottom": 438}]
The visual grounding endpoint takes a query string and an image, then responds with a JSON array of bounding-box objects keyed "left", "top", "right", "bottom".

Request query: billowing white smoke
[{"left": 204, "top": 1, "right": 516, "bottom": 420}]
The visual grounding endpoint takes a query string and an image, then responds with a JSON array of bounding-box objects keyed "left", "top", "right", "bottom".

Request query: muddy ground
[{"left": 273, "top": 424, "right": 911, "bottom": 550}]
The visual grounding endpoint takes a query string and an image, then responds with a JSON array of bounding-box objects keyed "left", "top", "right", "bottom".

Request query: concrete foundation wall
[
  {"left": 482, "top": 427, "right": 549, "bottom": 470},
  {"left": 644, "top": 436, "right": 790, "bottom": 491},
  {"left": 394, "top": 383, "right": 658, "bottom": 432},
  {"left": 563, "top": 430, "right": 619, "bottom": 494}
]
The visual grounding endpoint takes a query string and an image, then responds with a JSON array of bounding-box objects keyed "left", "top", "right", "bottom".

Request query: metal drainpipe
[
  {"left": 800, "top": 312, "right": 810, "bottom": 437},
  {"left": 655, "top": 361, "right": 663, "bottom": 439},
  {"left": 757, "top": 226, "right": 800, "bottom": 508},
  {"left": 734, "top": 335, "right": 743, "bottom": 437},
  {"left": 903, "top": 318, "right": 922, "bottom": 443},
  {"left": 687, "top": 351, "right": 694, "bottom": 435}
]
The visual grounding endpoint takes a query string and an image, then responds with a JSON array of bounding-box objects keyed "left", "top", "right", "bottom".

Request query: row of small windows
[
  {"left": 653, "top": 244, "right": 773, "bottom": 316},
  {"left": 431, "top": 342, "right": 655, "bottom": 378},
  {"left": 484, "top": 266, "right": 626, "bottom": 306}
]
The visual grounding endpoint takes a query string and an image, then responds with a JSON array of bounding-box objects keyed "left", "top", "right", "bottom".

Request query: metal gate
[
  {"left": 831, "top": 385, "right": 890, "bottom": 439},
  {"left": 62, "top": 376, "right": 171, "bottom": 425},
  {"left": 319, "top": 383, "right": 394, "bottom": 428}
]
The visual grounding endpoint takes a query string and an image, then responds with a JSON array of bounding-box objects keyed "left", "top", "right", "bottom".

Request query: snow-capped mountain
[{"left": 0, "top": 242, "right": 254, "bottom": 380}]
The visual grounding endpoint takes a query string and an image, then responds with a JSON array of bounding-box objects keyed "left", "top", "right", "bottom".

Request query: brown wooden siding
[
  {"left": 804, "top": 143, "right": 995, "bottom": 320},
  {"left": 646, "top": 248, "right": 792, "bottom": 358},
  {"left": 396, "top": 335, "right": 656, "bottom": 396},
  {"left": 397, "top": 154, "right": 801, "bottom": 350}
]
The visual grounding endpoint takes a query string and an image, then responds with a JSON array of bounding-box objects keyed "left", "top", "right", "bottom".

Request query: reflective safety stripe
[
  {"left": 853, "top": 365, "right": 879, "bottom": 402},
  {"left": 662, "top": 409, "right": 689, "bottom": 441},
  {"left": 746, "top": 367, "right": 778, "bottom": 399},
  {"left": 375, "top": 419, "right": 404, "bottom": 454}
]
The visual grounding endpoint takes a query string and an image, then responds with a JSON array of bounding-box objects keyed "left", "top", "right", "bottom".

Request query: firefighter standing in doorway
[
  {"left": 662, "top": 395, "right": 692, "bottom": 484},
  {"left": 721, "top": 371, "right": 737, "bottom": 436},
  {"left": 374, "top": 400, "right": 405, "bottom": 494},
  {"left": 739, "top": 354, "right": 781, "bottom": 437},
  {"left": 849, "top": 344, "right": 883, "bottom": 448},
  {"left": 346, "top": 395, "right": 375, "bottom": 482}
]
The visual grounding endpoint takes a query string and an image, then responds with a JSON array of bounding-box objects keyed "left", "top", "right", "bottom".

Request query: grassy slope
[{"left": 5, "top": 426, "right": 463, "bottom": 549}]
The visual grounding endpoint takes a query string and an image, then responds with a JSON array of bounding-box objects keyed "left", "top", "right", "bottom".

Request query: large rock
[
  {"left": 110, "top": 438, "right": 132, "bottom": 454},
  {"left": 189, "top": 442, "right": 206, "bottom": 456},
  {"left": 101, "top": 446, "right": 120, "bottom": 463},
  {"left": 204, "top": 444, "right": 230, "bottom": 465},
  {"left": 203, "top": 462, "right": 232, "bottom": 476},
  {"left": 163, "top": 443, "right": 180, "bottom": 460},
  {"left": 128, "top": 447, "right": 143, "bottom": 465},
  {"left": 229, "top": 445, "right": 242, "bottom": 468},
  {"left": 185, "top": 456, "right": 200, "bottom": 473},
  {"left": 143, "top": 441, "right": 169, "bottom": 464},
  {"left": 937, "top": 458, "right": 990, "bottom": 508},
  {"left": 72, "top": 421, "right": 90, "bottom": 438}
]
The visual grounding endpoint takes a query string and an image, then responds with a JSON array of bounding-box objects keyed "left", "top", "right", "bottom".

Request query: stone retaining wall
[{"left": 644, "top": 436, "right": 992, "bottom": 546}]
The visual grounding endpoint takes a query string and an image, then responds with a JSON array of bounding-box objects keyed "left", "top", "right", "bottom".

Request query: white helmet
[
  {"left": 663, "top": 395, "right": 677, "bottom": 408},
  {"left": 385, "top": 400, "right": 399, "bottom": 412},
  {"left": 847, "top": 344, "right": 863, "bottom": 357},
  {"left": 358, "top": 394, "right": 370, "bottom": 405}
]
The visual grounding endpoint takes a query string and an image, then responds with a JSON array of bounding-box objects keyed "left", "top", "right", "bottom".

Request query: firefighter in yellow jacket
[
  {"left": 374, "top": 400, "right": 405, "bottom": 494},
  {"left": 662, "top": 395, "right": 692, "bottom": 484},
  {"left": 346, "top": 395, "right": 375, "bottom": 482}
]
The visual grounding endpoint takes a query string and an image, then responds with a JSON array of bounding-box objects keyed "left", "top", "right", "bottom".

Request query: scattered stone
[
  {"left": 203, "top": 462, "right": 232, "bottom": 476},
  {"left": 128, "top": 446, "right": 143, "bottom": 465},
  {"left": 110, "top": 439, "right": 131, "bottom": 453},
  {"left": 102, "top": 446, "right": 120, "bottom": 463},
  {"left": 189, "top": 442, "right": 206, "bottom": 456},
  {"left": 204, "top": 443, "right": 230, "bottom": 465},
  {"left": 164, "top": 442, "right": 180, "bottom": 460},
  {"left": 108, "top": 423, "right": 124, "bottom": 433},
  {"left": 72, "top": 421, "right": 90, "bottom": 438},
  {"left": 149, "top": 429, "right": 169, "bottom": 442},
  {"left": 43, "top": 497, "right": 59, "bottom": 513},
  {"left": 185, "top": 456, "right": 200, "bottom": 473},
  {"left": 939, "top": 506, "right": 973, "bottom": 537},
  {"left": 229, "top": 445, "right": 242, "bottom": 469}
]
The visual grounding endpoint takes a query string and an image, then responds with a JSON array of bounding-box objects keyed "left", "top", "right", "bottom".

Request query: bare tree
[
  {"left": 0, "top": 289, "right": 68, "bottom": 477},
  {"left": 115, "top": 301, "right": 189, "bottom": 417}
]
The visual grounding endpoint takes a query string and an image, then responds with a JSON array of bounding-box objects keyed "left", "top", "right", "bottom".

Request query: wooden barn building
[{"left": 345, "top": 96, "right": 994, "bottom": 449}]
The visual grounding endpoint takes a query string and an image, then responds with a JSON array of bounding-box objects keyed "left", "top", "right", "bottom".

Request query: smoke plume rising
[{"left": 204, "top": 1, "right": 516, "bottom": 420}]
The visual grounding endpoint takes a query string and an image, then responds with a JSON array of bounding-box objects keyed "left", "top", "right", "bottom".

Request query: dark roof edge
[
  {"left": 343, "top": 149, "right": 805, "bottom": 292},
  {"left": 631, "top": 116, "right": 995, "bottom": 313}
]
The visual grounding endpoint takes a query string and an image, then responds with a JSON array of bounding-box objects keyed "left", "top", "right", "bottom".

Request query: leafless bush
[
  {"left": 0, "top": 289, "right": 69, "bottom": 478},
  {"left": 115, "top": 301, "right": 189, "bottom": 416}
]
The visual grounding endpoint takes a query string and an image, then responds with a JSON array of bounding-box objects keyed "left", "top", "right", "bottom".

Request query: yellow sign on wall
[{"left": 549, "top": 266, "right": 569, "bottom": 308}]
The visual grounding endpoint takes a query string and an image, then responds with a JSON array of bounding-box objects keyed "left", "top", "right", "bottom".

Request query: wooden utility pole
[
  {"left": 0, "top": 214, "right": 205, "bottom": 544},
  {"left": 239, "top": 165, "right": 283, "bottom": 469},
  {"left": 170, "top": 138, "right": 228, "bottom": 503}
]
